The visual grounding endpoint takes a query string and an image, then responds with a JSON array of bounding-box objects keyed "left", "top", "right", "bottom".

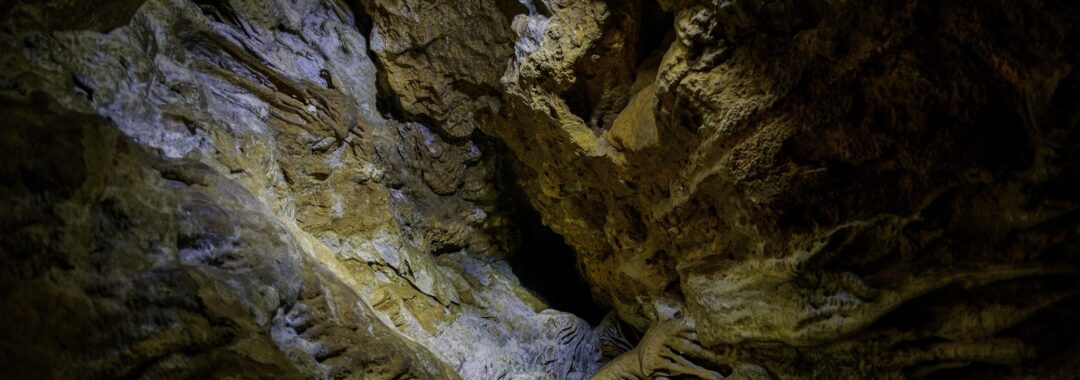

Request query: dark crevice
[
  {"left": 507, "top": 200, "right": 609, "bottom": 324},
  {"left": 72, "top": 74, "right": 95, "bottom": 101},
  {"left": 563, "top": 79, "right": 594, "bottom": 128},
  {"left": 346, "top": 1, "right": 407, "bottom": 123},
  {"left": 496, "top": 150, "right": 608, "bottom": 324},
  {"left": 493, "top": 0, "right": 529, "bottom": 25},
  {"left": 635, "top": 1, "right": 673, "bottom": 67}
]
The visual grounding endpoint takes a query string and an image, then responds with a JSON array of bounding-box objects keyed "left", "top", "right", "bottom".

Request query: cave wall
[
  {"left": 0, "top": 95, "right": 457, "bottom": 378},
  {"left": 488, "top": 0, "right": 1080, "bottom": 378},
  {"left": 3, "top": 0, "right": 1080, "bottom": 379},
  {"left": 1, "top": 1, "right": 610, "bottom": 379}
]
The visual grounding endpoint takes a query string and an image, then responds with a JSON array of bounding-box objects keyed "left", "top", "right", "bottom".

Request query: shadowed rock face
[
  {"left": 2, "top": 0, "right": 1079, "bottom": 379},
  {"left": 488, "top": 0, "right": 1080, "bottom": 378}
]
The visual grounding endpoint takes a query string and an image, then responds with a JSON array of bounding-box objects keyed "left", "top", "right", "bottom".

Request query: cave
[
  {"left": 2, "top": 0, "right": 1080, "bottom": 379},
  {"left": 508, "top": 201, "right": 608, "bottom": 325}
]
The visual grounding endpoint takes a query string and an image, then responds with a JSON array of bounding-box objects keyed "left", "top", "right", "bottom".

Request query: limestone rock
[
  {"left": 1, "top": 0, "right": 609, "bottom": 378},
  {"left": 4, "top": 0, "right": 1080, "bottom": 378},
  {"left": 0, "top": 94, "right": 455, "bottom": 378},
  {"left": 490, "top": 0, "right": 1080, "bottom": 377}
]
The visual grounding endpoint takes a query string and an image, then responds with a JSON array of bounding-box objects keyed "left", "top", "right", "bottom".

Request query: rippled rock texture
[{"left": 3, "top": 0, "right": 1080, "bottom": 379}]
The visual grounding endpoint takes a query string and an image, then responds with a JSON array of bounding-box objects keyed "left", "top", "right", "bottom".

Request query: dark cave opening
[
  {"left": 506, "top": 197, "right": 609, "bottom": 325},
  {"left": 635, "top": 0, "right": 674, "bottom": 67}
]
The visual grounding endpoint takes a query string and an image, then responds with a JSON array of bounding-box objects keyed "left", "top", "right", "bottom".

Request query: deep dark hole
[
  {"left": 507, "top": 197, "right": 608, "bottom": 325},
  {"left": 562, "top": 79, "right": 595, "bottom": 129},
  {"left": 635, "top": 1, "right": 674, "bottom": 67},
  {"left": 493, "top": 0, "right": 529, "bottom": 24}
]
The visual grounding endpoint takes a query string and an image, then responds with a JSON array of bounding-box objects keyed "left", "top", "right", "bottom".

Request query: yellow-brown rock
[{"left": 3, "top": 0, "right": 1080, "bottom": 379}]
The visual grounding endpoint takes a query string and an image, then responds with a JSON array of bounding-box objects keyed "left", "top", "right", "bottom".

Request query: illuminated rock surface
[{"left": 2, "top": 0, "right": 1078, "bottom": 379}]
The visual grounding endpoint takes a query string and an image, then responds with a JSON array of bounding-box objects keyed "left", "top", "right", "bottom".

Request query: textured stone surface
[
  {"left": 358, "top": 0, "right": 517, "bottom": 139},
  {"left": 3, "top": 0, "right": 1080, "bottom": 378},
  {"left": 488, "top": 0, "right": 1080, "bottom": 378},
  {"left": 0, "top": 94, "right": 455, "bottom": 378},
  {"left": 1, "top": 0, "right": 607, "bottom": 378}
]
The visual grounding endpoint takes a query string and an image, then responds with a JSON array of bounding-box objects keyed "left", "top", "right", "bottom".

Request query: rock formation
[{"left": 2, "top": 0, "right": 1078, "bottom": 379}]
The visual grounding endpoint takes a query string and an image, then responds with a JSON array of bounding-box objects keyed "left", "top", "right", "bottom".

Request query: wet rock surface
[{"left": 3, "top": 0, "right": 1080, "bottom": 379}]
